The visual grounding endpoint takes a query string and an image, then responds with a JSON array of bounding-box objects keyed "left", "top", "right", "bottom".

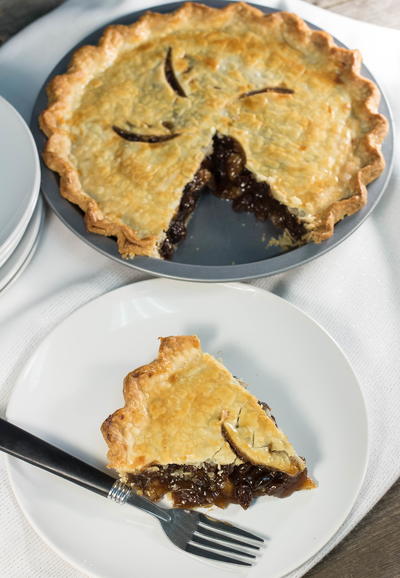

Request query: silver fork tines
[
  {"left": 188, "top": 513, "right": 263, "bottom": 565},
  {"left": 185, "top": 543, "right": 254, "bottom": 566},
  {"left": 199, "top": 513, "right": 264, "bottom": 542},
  {"left": 195, "top": 525, "right": 260, "bottom": 550},
  {"left": 191, "top": 533, "right": 257, "bottom": 559}
]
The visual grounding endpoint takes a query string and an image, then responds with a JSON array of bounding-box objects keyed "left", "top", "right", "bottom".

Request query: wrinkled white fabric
[{"left": 0, "top": 1, "right": 399, "bottom": 576}]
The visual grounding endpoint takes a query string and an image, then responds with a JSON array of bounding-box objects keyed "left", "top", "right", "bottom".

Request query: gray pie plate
[{"left": 31, "top": 1, "right": 394, "bottom": 282}]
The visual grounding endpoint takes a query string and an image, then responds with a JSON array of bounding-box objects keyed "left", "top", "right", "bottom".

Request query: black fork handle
[{"left": 0, "top": 418, "right": 114, "bottom": 497}]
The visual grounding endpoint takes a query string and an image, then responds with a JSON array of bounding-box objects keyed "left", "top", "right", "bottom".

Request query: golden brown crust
[
  {"left": 302, "top": 40, "right": 388, "bottom": 242},
  {"left": 101, "top": 335, "right": 311, "bottom": 478},
  {"left": 40, "top": 2, "right": 387, "bottom": 256}
]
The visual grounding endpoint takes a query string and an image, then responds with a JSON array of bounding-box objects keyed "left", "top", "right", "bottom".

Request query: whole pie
[
  {"left": 101, "top": 336, "right": 316, "bottom": 509},
  {"left": 40, "top": 2, "right": 387, "bottom": 259}
]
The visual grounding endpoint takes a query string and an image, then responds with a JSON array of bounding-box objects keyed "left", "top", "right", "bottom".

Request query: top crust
[
  {"left": 101, "top": 335, "right": 307, "bottom": 477},
  {"left": 40, "top": 2, "right": 388, "bottom": 257}
]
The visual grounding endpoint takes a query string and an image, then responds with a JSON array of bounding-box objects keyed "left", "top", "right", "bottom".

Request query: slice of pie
[
  {"left": 101, "top": 336, "right": 316, "bottom": 509},
  {"left": 40, "top": 2, "right": 387, "bottom": 259}
]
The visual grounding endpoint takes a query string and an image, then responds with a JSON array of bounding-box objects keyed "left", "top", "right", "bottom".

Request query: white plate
[
  {"left": 6, "top": 280, "right": 368, "bottom": 578},
  {"left": 0, "top": 197, "right": 44, "bottom": 293},
  {"left": 0, "top": 96, "right": 40, "bottom": 266}
]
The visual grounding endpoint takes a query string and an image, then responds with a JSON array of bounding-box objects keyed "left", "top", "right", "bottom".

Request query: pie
[
  {"left": 101, "top": 336, "right": 316, "bottom": 509},
  {"left": 40, "top": 2, "right": 387, "bottom": 259}
]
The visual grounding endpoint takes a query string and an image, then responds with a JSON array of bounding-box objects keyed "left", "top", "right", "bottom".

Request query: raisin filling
[
  {"left": 159, "top": 166, "right": 212, "bottom": 259},
  {"left": 160, "top": 133, "right": 306, "bottom": 258},
  {"left": 128, "top": 462, "right": 308, "bottom": 510},
  {"left": 209, "top": 134, "right": 306, "bottom": 239}
]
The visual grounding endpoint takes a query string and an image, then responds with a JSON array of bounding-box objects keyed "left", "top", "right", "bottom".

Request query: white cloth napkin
[{"left": 0, "top": 1, "right": 399, "bottom": 576}]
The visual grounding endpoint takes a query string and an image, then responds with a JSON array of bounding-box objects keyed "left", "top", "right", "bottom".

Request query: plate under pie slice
[
  {"left": 40, "top": 2, "right": 387, "bottom": 260},
  {"left": 101, "top": 336, "right": 316, "bottom": 509}
]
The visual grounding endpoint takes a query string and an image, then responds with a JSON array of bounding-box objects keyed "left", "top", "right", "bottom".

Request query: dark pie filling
[
  {"left": 209, "top": 134, "right": 306, "bottom": 240},
  {"left": 127, "top": 401, "right": 308, "bottom": 510},
  {"left": 159, "top": 166, "right": 212, "bottom": 259},
  {"left": 128, "top": 462, "right": 308, "bottom": 509},
  {"left": 159, "top": 133, "right": 306, "bottom": 258}
]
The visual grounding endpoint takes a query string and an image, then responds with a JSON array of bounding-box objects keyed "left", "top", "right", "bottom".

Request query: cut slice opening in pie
[
  {"left": 101, "top": 336, "right": 316, "bottom": 509},
  {"left": 40, "top": 2, "right": 387, "bottom": 260},
  {"left": 159, "top": 133, "right": 308, "bottom": 259}
]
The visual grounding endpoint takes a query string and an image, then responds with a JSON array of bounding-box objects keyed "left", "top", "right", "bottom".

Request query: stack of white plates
[{"left": 0, "top": 96, "right": 44, "bottom": 293}]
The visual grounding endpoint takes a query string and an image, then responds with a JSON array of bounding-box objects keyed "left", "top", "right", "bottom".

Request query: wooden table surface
[{"left": 0, "top": 1, "right": 399, "bottom": 577}]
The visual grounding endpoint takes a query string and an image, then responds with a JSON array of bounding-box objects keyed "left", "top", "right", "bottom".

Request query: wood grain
[{"left": 0, "top": 1, "right": 399, "bottom": 577}]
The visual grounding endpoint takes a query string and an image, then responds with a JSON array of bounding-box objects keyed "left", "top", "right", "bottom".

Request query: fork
[{"left": 0, "top": 418, "right": 264, "bottom": 566}]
